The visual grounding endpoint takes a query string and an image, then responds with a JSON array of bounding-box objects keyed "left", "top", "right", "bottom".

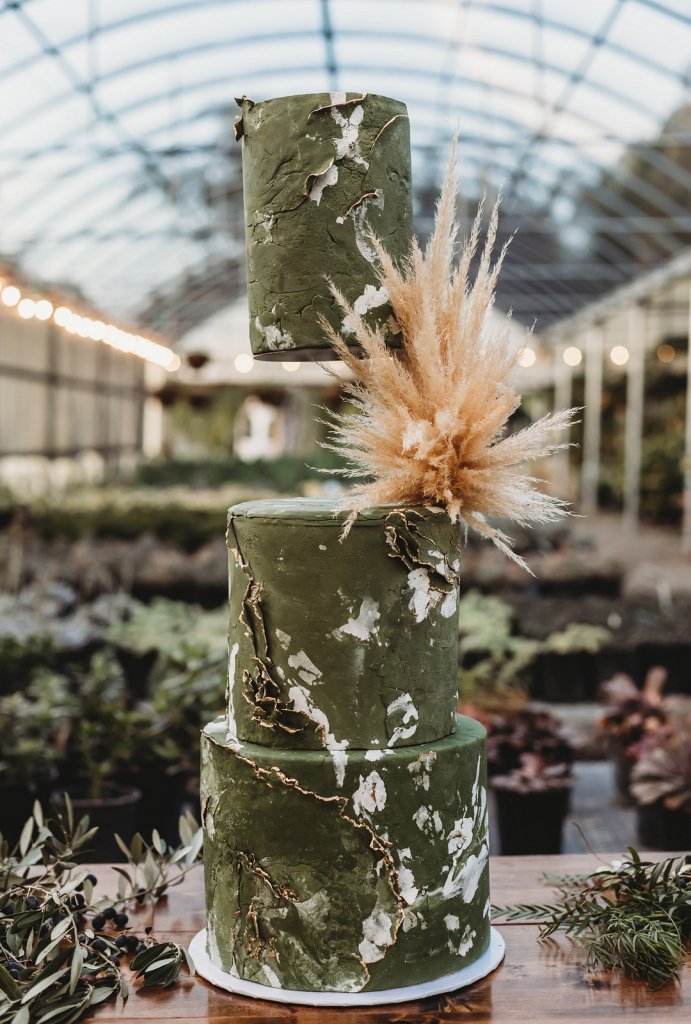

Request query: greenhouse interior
[{"left": 1, "top": 1, "right": 690, "bottom": 1018}]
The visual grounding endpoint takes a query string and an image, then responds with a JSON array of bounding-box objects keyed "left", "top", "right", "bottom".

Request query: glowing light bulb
[
  {"left": 235, "top": 353, "right": 254, "bottom": 374},
  {"left": 517, "top": 346, "right": 536, "bottom": 368},
  {"left": 656, "top": 343, "right": 675, "bottom": 363},
  {"left": 563, "top": 346, "right": 582, "bottom": 367},
  {"left": 17, "top": 298, "right": 36, "bottom": 319},
  {"left": 610, "top": 345, "right": 629, "bottom": 366},
  {"left": 2, "top": 285, "right": 20, "bottom": 307},
  {"left": 54, "top": 306, "right": 71, "bottom": 327},
  {"left": 34, "top": 299, "right": 53, "bottom": 321}
]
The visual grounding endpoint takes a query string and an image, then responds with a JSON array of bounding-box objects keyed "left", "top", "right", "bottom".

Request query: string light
[
  {"left": 2, "top": 285, "right": 20, "bottom": 307},
  {"left": 281, "top": 362, "right": 300, "bottom": 372},
  {"left": 0, "top": 281, "right": 179, "bottom": 372},
  {"left": 610, "top": 345, "right": 629, "bottom": 366},
  {"left": 517, "top": 346, "right": 536, "bottom": 368},
  {"left": 234, "top": 353, "right": 254, "bottom": 373},
  {"left": 563, "top": 346, "right": 583, "bottom": 367},
  {"left": 657, "top": 343, "right": 675, "bottom": 363}
]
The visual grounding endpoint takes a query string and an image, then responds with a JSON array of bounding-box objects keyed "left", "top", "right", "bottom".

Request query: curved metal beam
[
  {"left": 0, "top": 30, "right": 665, "bottom": 144},
  {"left": 0, "top": 0, "right": 681, "bottom": 93},
  {"left": 2, "top": 63, "right": 683, "bottom": 256}
]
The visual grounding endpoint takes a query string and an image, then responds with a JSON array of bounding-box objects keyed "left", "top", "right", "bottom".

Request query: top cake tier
[
  {"left": 235, "top": 92, "right": 413, "bottom": 360},
  {"left": 226, "top": 499, "right": 461, "bottom": 754}
]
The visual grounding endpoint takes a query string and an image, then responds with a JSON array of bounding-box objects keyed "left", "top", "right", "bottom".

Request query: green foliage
[
  {"left": 494, "top": 848, "right": 691, "bottom": 988},
  {"left": 0, "top": 674, "right": 74, "bottom": 789},
  {"left": 107, "top": 597, "right": 227, "bottom": 668},
  {"left": 0, "top": 800, "right": 200, "bottom": 1023},
  {"left": 457, "top": 590, "right": 538, "bottom": 711},
  {"left": 135, "top": 450, "right": 348, "bottom": 490},
  {"left": 543, "top": 622, "right": 611, "bottom": 654}
]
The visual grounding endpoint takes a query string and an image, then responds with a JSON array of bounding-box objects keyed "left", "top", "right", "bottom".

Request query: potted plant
[
  {"left": 534, "top": 622, "right": 611, "bottom": 702},
  {"left": 0, "top": 671, "right": 74, "bottom": 843},
  {"left": 488, "top": 707, "right": 575, "bottom": 855},
  {"left": 599, "top": 666, "right": 668, "bottom": 803},
  {"left": 630, "top": 719, "right": 691, "bottom": 850},
  {"left": 131, "top": 654, "right": 224, "bottom": 843},
  {"left": 53, "top": 652, "right": 142, "bottom": 861},
  {"left": 457, "top": 590, "right": 539, "bottom": 717}
]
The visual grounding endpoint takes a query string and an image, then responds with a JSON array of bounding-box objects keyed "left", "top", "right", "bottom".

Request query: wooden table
[{"left": 86, "top": 854, "right": 690, "bottom": 1023}]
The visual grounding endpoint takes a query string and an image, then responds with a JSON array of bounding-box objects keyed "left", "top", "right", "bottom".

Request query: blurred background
[{"left": 1, "top": 0, "right": 691, "bottom": 858}]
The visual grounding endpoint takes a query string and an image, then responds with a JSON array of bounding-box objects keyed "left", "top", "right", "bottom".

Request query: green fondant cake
[
  {"left": 226, "top": 500, "right": 461, "bottom": 758},
  {"left": 235, "top": 92, "right": 413, "bottom": 360},
  {"left": 201, "top": 714, "right": 490, "bottom": 993},
  {"left": 201, "top": 498, "right": 492, "bottom": 995}
]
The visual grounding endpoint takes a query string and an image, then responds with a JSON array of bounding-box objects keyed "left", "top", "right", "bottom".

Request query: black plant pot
[
  {"left": 0, "top": 783, "right": 52, "bottom": 847},
  {"left": 493, "top": 785, "right": 571, "bottom": 855},
  {"left": 606, "top": 738, "right": 635, "bottom": 805},
  {"left": 636, "top": 800, "right": 691, "bottom": 851},
  {"left": 52, "top": 788, "right": 142, "bottom": 862},
  {"left": 135, "top": 771, "right": 190, "bottom": 846},
  {"left": 532, "top": 651, "right": 598, "bottom": 703}
]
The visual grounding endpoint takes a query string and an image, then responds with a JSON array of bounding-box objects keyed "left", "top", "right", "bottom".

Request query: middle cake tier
[{"left": 226, "top": 499, "right": 461, "bottom": 752}]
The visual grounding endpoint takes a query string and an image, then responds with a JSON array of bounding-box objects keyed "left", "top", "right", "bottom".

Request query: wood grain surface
[{"left": 84, "top": 854, "right": 690, "bottom": 1023}]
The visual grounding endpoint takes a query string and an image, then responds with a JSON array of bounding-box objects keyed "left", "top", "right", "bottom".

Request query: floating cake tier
[
  {"left": 235, "top": 92, "right": 413, "bottom": 360},
  {"left": 201, "top": 714, "right": 490, "bottom": 994},
  {"left": 226, "top": 499, "right": 461, "bottom": 755}
]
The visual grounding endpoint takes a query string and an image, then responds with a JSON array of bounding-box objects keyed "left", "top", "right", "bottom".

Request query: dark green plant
[
  {"left": 457, "top": 590, "right": 538, "bottom": 711},
  {"left": 0, "top": 673, "right": 75, "bottom": 790},
  {"left": 494, "top": 848, "right": 691, "bottom": 988},
  {"left": 0, "top": 799, "right": 200, "bottom": 1023},
  {"left": 487, "top": 707, "right": 574, "bottom": 791},
  {"left": 59, "top": 654, "right": 138, "bottom": 801}
]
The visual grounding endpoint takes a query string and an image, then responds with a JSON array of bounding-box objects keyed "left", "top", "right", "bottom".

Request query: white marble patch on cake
[
  {"left": 484, "top": 896, "right": 492, "bottom": 920},
  {"left": 275, "top": 629, "right": 291, "bottom": 651},
  {"left": 413, "top": 805, "right": 429, "bottom": 832},
  {"left": 340, "top": 189, "right": 384, "bottom": 263},
  {"left": 335, "top": 596, "right": 381, "bottom": 641},
  {"left": 407, "top": 568, "right": 433, "bottom": 622},
  {"left": 352, "top": 770, "right": 387, "bottom": 816},
  {"left": 227, "top": 642, "right": 239, "bottom": 736},
  {"left": 319, "top": 544, "right": 327, "bottom": 551},
  {"left": 341, "top": 284, "right": 388, "bottom": 335},
  {"left": 456, "top": 924, "right": 476, "bottom": 957},
  {"left": 330, "top": 90, "right": 347, "bottom": 105},
  {"left": 331, "top": 101, "right": 367, "bottom": 168},
  {"left": 447, "top": 816, "right": 474, "bottom": 857},
  {"left": 401, "top": 908, "right": 418, "bottom": 932},
  {"left": 295, "top": 890, "right": 331, "bottom": 929},
  {"left": 442, "top": 844, "right": 489, "bottom": 901},
  {"left": 386, "top": 692, "right": 419, "bottom": 746},
  {"left": 308, "top": 162, "right": 338, "bottom": 204},
  {"left": 397, "top": 865, "right": 418, "bottom": 905},
  {"left": 441, "top": 588, "right": 458, "bottom": 618},
  {"left": 358, "top": 907, "right": 394, "bottom": 964},
  {"left": 287, "top": 650, "right": 322, "bottom": 685},
  {"left": 288, "top": 684, "right": 349, "bottom": 787},
  {"left": 444, "top": 914, "right": 460, "bottom": 931},
  {"left": 364, "top": 748, "right": 394, "bottom": 762},
  {"left": 407, "top": 750, "right": 437, "bottom": 790},
  {"left": 254, "top": 316, "right": 295, "bottom": 350},
  {"left": 261, "top": 964, "right": 281, "bottom": 988}
]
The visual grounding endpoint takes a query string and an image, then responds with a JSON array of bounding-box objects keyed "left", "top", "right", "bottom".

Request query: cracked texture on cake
[
  {"left": 226, "top": 499, "right": 461, "bottom": 758},
  {"left": 201, "top": 714, "right": 490, "bottom": 993},
  {"left": 235, "top": 92, "right": 413, "bottom": 359}
]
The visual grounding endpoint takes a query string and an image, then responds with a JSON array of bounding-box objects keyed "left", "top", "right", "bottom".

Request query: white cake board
[{"left": 189, "top": 926, "right": 505, "bottom": 1007}]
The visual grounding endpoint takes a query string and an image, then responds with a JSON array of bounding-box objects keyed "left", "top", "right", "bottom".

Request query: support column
[
  {"left": 581, "top": 326, "right": 603, "bottom": 515},
  {"left": 554, "top": 345, "right": 573, "bottom": 499},
  {"left": 623, "top": 303, "right": 646, "bottom": 532},
  {"left": 682, "top": 281, "right": 691, "bottom": 553}
]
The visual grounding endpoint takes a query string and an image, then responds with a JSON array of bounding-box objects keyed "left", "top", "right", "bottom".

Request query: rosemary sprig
[
  {"left": 494, "top": 847, "right": 691, "bottom": 988},
  {"left": 0, "top": 799, "right": 201, "bottom": 1023}
]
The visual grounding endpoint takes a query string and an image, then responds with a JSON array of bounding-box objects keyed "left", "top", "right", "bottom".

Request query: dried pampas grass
[{"left": 320, "top": 145, "right": 577, "bottom": 571}]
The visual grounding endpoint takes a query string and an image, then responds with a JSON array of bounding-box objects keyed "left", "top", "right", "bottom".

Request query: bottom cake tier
[{"left": 200, "top": 715, "right": 490, "bottom": 994}]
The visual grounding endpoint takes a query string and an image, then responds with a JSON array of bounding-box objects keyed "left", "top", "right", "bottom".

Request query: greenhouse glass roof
[{"left": 1, "top": 0, "right": 691, "bottom": 336}]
